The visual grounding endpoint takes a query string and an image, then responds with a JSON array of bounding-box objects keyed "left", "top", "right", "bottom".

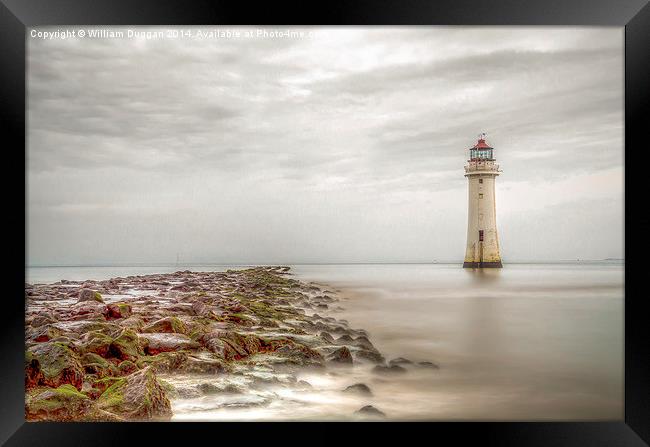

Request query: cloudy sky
[{"left": 27, "top": 27, "right": 623, "bottom": 265}]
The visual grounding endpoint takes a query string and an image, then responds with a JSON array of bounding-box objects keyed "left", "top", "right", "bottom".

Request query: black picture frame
[{"left": 2, "top": 0, "right": 648, "bottom": 445}]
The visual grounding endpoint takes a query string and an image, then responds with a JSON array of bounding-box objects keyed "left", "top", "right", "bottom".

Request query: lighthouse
[{"left": 463, "top": 133, "right": 502, "bottom": 268}]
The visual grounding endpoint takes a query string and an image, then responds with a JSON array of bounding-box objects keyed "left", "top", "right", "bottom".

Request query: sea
[{"left": 26, "top": 261, "right": 623, "bottom": 421}]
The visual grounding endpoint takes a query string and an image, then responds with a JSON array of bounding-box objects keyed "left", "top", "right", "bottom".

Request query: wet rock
[
  {"left": 139, "top": 333, "right": 200, "bottom": 355},
  {"left": 81, "top": 353, "right": 118, "bottom": 378},
  {"left": 353, "top": 336, "right": 376, "bottom": 351},
  {"left": 355, "top": 405, "right": 386, "bottom": 417},
  {"left": 372, "top": 364, "right": 407, "bottom": 375},
  {"left": 77, "top": 289, "right": 104, "bottom": 304},
  {"left": 176, "top": 386, "right": 201, "bottom": 399},
  {"left": 25, "top": 351, "right": 44, "bottom": 389},
  {"left": 142, "top": 316, "right": 188, "bottom": 334},
  {"left": 117, "top": 360, "right": 138, "bottom": 376},
  {"left": 105, "top": 302, "right": 132, "bottom": 320},
  {"left": 80, "top": 331, "right": 113, "bottom": 357},
  {"left": 389, "top": 357, "right": 413, "bottom": 366},
  {"left": 97, "top": 367, "right": 172, "bottom": 420},
  {"left": 29, "top": 325, "right": 64, "bottom": 343},
  {"left": 27, "top": 342, "right": 84, "bottom": 390},
  {"left": 31, "top": 314, "right": 57, "bottom": 328},
  {"left": 320, "top": 331, "right": 334, "bottom": 343},
  {"left": 418, "top": 361, "right": 440, "bottom": 369},
  {"left": 183, "top": 353, "right": 226, "bottom": 373},
  {"left": 25, "top": 384, "right": 91, "bottom": 421},
  {"left": 136, "top": 352, "right": 189, "bottom": 372},
  {"left": 197, "top": 382, "right": 220, "bottom": 395},
  {"left": 354, "top": 349, "right": 385, "bottom": 364},
  {"left": 67, "top": 301, "right": 108, "bottom": 321},
  {"left": 343, "top": 383, "right": 373, "bottom": 396},
  {"left": 109, "top": 329, "right": 144, "bottom": 362},
  {"left": 327, "top": 346, "right": 353, "bottom": 364}
]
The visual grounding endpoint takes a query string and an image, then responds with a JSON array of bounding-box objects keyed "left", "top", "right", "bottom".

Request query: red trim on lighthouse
[{"left": 473, "top": 139, "right": 492, "bottom": 149}]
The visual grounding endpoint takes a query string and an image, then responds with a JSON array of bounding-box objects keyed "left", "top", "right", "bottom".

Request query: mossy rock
[
  {"left": 29, "top": 325, "right": 63, "bottom": 343},
  {"left": 25, "top": 384, "right": 91, "bottom": 421},
  {"left": 93, "top": 376, "right": 123, "bottom": 393},
  {"left": 109, "top": 328, "right": 144, "bottom": 362},
  {"left": 142, "top": 316, "right": 187, "bottom": 334},
  {"left": 136, "top": 351, "right": 189, "bottom": 372},
  {"left": 120, "top": 316, "right": 145, "bottom": 331},
  {"left": 77, "top": 289, "right": 104, "bottom": 304},
  {"left": 27, "top": 342, "right": 84, "bottom": 390},
  {"left": 80, "top": 331, "right": 113, "bottom": 357},
  {"left": 117, "top": 360, "right": 138, "bottom": 376},
  {"left": 25, "top": 350, "right": 44, "bottom": 389},
  {"left": 106, "top": 302, "right": 132, "bottom": 319},
  {"left": 97, "top": 367, "right": 172, "bottom": 420}
]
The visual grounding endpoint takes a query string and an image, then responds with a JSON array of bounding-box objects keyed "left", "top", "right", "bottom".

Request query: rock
[
  {"left": 67, "top": 301, "right": 108, "bottom": 321},
  {"left": 418, "top": 361, "right": 440, "bottom": 369},
  {"left": 27, "top": 342, "right": 84, "bottom": 390},
  {"left": 319, "top": 331, "right": 335, "bottom": 343},
  {"left": 327, "top": 346, "right": 353, "bottom": 364},
  {"left": 97, "top": 367, "right": 172, "bottom": 420},
  {"left": 136, "top": 352, "right": 188, "bottom": 372},
  {"left": 80, "top": 353, "right": 118, "bottom": 378},
  {"left": 77, "top": 289, "right": 104, "bottom": 304},
  {"left": 335, "top": 334, "right": 355, "bottom": 344},
  {"left": 354, "top": 349, "right": 385, "bottom": 364},
  {"left": 117, "top": 360, "right": 138, "bottom": 376},
  {"left": 138, "top": 333, "right": 200, "bottom": 355},
  {"left": 105, "top": 302, "right": 132, "bottom": 319},
  {"left": 372, "top": 364, "right": 407, "bottom": 375},
  {"left": 142, "top": 316, "right": 187, "bottom": 334},
  {"left": 353, "top": 336, "right": 376, "bottom": 351},
  {"left": 120, "top": 316, "right": 145, "bottom": 331},
  {"left": 197, "top": 383, "right": 220, "bottom": 395},
  {"left": 181, "top": 354, "right": 226, "bottom": 374},
  {"left": 389, "top": 357, "right": 413, "bottom": 366},
  {"left": 25, "top": 384, "right": 91, "bottom": 421},
  {"left": 109, "top": 329, "right": 144, "bottom": 362},
  {"left": 355, "top": 405, "right": 386, "bottom": 417},
  {"left": 176, "top": 386, "right": 201, "bottom": 399},
  {"left": 29, "top": 325, "right": 63, "bottom": 343},
  {"left": 31, "top": 314, "right": 56, "bottom": 328},
  {"left": 343, "top": 383, "right": 373, "bottom": 396},
  {"left": 25, "top": 351, "right": 44, "bottom": 389},
  {"left": 80, "top": 331, "right": 113, "bottom": 357}
]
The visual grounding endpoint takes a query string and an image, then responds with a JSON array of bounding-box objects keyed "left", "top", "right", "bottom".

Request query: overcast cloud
[{"left": 27, "top": 26, "right": 624, "bottom": 265}]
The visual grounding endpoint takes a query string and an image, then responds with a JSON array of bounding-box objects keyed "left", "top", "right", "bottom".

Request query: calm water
[{"left": 26, "top": 262, "right": 623, "bottom": 420}]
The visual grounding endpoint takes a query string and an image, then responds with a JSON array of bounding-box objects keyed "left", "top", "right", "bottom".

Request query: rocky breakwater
[{"left": 25, "top": 266, "right": 413, "bottom": 421}]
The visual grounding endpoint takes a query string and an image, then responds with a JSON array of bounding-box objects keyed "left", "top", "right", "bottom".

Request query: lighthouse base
[{"left": 463, "top": 261, "right": 503, "bottom": 268}]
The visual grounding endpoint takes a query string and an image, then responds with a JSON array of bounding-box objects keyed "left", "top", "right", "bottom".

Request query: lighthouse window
[
  {"left": 479, "top": 179, "right": 483, "bottom": 184},
  {"left": 479, "top": 193, "right": 484, "bottom": 199}
]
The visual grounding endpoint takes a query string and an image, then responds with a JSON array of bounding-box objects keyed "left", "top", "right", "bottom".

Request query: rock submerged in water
[
  {"left": 418, "top": 361, "right": 440, "bottom": 369},
  {"left": 327, "top": 346, "right": 353, "bottom": 364},
  {"left": 355, "top": 405, "right": 386, "bottom": 417},
  {"left": 343, "top": 383, "right": 373, "bottom": 396},
  {"left": 389, "top": 357, "right": 412, "bottom": 366},
  {"left": 372, "top": 364, "right": 408, "bottom": 375}
]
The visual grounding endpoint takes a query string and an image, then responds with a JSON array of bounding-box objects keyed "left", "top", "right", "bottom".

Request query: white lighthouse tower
[{"left": 463, "top": 133, "right": 502, "bottom": 268}]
